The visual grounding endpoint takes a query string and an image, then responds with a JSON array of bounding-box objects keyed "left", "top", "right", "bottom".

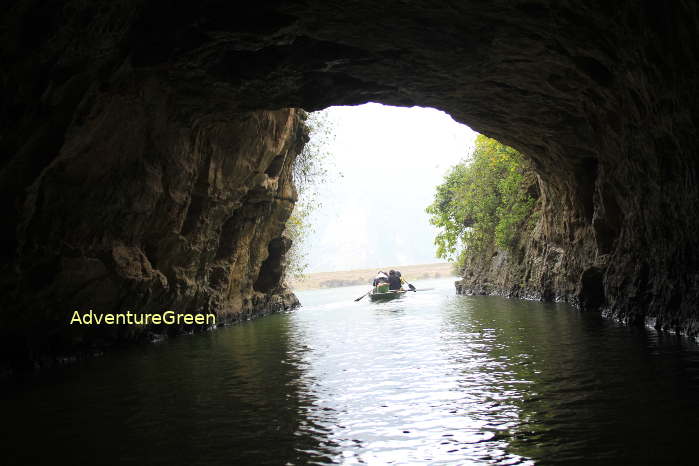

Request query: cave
[{"left": 1, "top": 1, "right": 698, "bottom": 368}]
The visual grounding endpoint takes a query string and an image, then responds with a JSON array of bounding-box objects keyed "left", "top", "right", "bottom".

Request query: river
[{"left": 3, "top": 277, "right": 699, "bottom": 465}]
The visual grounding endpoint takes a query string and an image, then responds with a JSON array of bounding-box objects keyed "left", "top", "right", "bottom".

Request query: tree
[{"left": 426, "top": 135, "right": 538, "bottom": 269}]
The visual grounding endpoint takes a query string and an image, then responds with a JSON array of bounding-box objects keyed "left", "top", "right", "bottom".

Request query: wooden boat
[{"left": 368, "top": 287, "right": 409, "bottom": 301}]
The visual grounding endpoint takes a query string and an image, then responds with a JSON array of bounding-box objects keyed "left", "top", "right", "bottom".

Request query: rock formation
[
  {"left": 1, "top": 1, "right": 698, "bottom": 367},
  {"left": 0, "top": 58, "right": 307, "bottom": 366}
]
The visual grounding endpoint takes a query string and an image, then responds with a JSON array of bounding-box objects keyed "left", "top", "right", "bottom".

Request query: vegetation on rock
[
  {"left": 284, "top": 109, "right": 338, "bottom": 280},
  {"left": 427, "top": 135, "right": 538, "bottom": 270}
]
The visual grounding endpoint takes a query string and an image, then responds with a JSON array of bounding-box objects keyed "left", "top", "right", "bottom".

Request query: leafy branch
[{"left": 426, "top": 135, "right": 538, "bottom": 270}]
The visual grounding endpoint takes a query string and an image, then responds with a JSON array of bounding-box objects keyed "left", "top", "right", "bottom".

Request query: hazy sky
[{"left": 301, "top": 103, "right": 477, "bottom": 272}]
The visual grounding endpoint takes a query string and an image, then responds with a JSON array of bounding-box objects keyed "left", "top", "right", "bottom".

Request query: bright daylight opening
[{"left": 287, "top": 103, "right": 477, "bottom": 289}]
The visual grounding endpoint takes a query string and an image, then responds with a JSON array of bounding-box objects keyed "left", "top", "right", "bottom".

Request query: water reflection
[
  {"left": 4, "top": 278, "right": 699, "bottom": 465},
  {"left": 1, "top": 313, "right": 331, "bottom": 465},
  {"left": 291, "top": 283, "right": 699, "bottom": 465},
  {"left": 435, "top": 299, "right": 532, "bottom": 464},
  {"left": 288, "top": 282, "right": 534, "bottom": 464}
]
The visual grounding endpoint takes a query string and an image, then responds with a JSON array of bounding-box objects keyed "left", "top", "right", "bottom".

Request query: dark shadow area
[{"left": 1, "top": 1, "right": 698, "bottom": 367}]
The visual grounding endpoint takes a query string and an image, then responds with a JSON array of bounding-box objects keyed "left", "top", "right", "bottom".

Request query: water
[{"left": 3, "top": 277, "right": 699, "bottom": 465}]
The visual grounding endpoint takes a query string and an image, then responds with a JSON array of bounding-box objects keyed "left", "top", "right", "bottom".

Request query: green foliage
[
  {"left": 293, "top": 110, "right": 336, "bottom": 194},
  {"left": 284, "top": 209, "right": 310, "bottom": 280},
  {"left": 284, "top": 110, "right": 338, "bottom": 280},
  {"left": 426, "top": 135, "right": 538, "bottom": 268}
]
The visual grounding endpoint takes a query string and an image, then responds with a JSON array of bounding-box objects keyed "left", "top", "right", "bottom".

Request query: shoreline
[{"left": 288, "top": 262, "right": 456, "bottom": 290}]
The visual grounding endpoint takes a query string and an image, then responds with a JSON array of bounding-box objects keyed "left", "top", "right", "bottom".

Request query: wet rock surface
[
  {"left": 0, "top": 68, "right": 306, "bottom": 366},
  {"left": 1, "top": 1, "right": 698, "bottom": 366}
]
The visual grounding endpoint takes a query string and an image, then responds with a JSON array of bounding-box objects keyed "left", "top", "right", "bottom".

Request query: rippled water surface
[{"left": 4, "top": 277, "right": 699, "bottom": 465}]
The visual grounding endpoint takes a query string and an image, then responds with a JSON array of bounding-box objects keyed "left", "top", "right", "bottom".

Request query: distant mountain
[{"left": 300, "top": 104, "right": 476, "bottom": 273}]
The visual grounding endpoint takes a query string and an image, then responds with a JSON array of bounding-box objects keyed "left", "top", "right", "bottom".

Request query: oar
[{"left": 354, "top": 290, "right": 371, "bottom": 301}]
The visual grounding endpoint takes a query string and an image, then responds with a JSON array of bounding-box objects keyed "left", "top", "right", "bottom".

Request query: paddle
[{"left": 354, "top": 290, "right": 371, "bottom": 302}]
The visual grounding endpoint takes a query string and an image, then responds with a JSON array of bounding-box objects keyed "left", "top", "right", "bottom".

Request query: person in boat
[
  {"left": 388, "top": 270, "right": 402, "bottom": 290},
  {"left": 373, "top": 271, "right": 389, "bottom": 286},
  {"left": 373, "top": 271, "right": 390, "bottom": 294},
  {"left": 395, "top": 270, "right": 416, "bottom": 291}
]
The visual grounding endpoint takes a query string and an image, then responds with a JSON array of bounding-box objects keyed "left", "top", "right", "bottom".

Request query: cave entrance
[
  {"left": 293, "top": 103, "right": 476, "bottom": 275},
  {"left": 5, "top": 0, "right": 697, "bottom": 345}
]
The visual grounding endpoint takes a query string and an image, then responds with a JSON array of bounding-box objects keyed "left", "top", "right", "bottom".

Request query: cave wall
[
  {"left": 0, "top": 52, "right": 305, "bottom": 364},
  {"left": 1, "top": 0, "right": 699, "bottom": 365},
  {"left": 455, "top": 170, "right": 603, "bottom": 304}
]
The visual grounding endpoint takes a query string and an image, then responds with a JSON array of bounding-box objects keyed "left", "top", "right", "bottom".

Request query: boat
[
  {"left": 368, "top": 286, "right": 409, "bottom": 301},
  {"left": 369, "top": 289, "right": 408, "bottom": 301}
]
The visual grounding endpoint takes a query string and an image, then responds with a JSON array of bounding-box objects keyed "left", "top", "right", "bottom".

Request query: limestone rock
[
  {"left": 1, "top": 1, "right": 698, "bottom": 367},
  {"left": 0, "top": 69, "right": 308, "bottom": 366}
]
